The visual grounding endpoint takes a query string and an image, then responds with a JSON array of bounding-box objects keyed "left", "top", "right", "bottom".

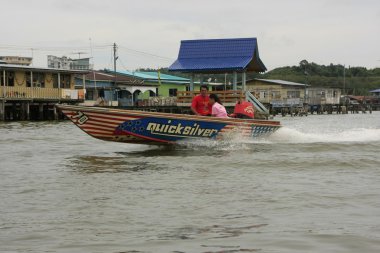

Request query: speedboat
[{"left": 57, "top": 104, "right": 281, "bottom": 145}]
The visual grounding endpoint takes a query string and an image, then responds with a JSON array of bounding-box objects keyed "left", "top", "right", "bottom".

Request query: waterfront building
[
  {"left": 114, "top": 70, "right": 189, "bottom": 97},
  {"left": 369, "top": 89, "right": 380, "bottom": 110},
  {"left": 75, "top": 70, "right": 155, "bottom": 107},
  {"left": 369, "top": 88, "right": 380, "bottom": 97},
  {"left": 0, "top": 64, "right": 88, "bottom": 121},
  {"left": 245, "top": 79, "right": 308, "bottom": 107},
  {"left": 306, "top": 87, "right": 341, "bottom": 106}
]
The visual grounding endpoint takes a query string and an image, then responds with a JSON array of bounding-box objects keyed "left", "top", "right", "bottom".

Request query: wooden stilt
[
  {"left": 11, "top": 102, "right": 16, "bottom": 120},
  {"left": 20, "top": 102, "right": 25, "bottom": 120},
  {"left": 20, "top": 103, "right": 23, "bottom": 120},
  {"left": 53, "top": 105, "right": 58, "bottom": 120},
  {"left": 0, "top": 100, "right": 4, "bottom": 121},
  {"left": 26, "top": 102, "right": 30, "bottom": 120},
  {"left": 39, "top": 103, "right": 44, "bottom": 120}
]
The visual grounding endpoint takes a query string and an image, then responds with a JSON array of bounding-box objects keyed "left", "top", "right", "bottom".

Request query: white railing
[{"left": 245, "top": 91, "right": 269, "bottom": 114}]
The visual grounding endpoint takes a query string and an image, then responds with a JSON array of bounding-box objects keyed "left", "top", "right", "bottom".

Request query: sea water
[{"left": 1, "top": 112, "right": 379, "bottom": 253}]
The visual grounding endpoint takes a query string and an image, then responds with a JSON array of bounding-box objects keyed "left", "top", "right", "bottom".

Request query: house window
[
  {"left": 7, "top": 72, "right": 15, "bottom": 86},
  {"left": 287, "top": 90, "right": 300, "bottom": 98},
  {"left": 33, "top": 73, "right": 45, "bottom": 88},
  {"left": 169, "top": 88, "right": 178, "bottom": 97},
  {"left": 259, "top": 91, "right": 267, "bottom": 99},
  {"left": 60, "top": 74, "right": 71, "bottom": 89},
  {"left": 271, "top": 91, "right": 281, "bottom": 99},
  {"left": 26, "top": 74, "right": 31, "bottom": 87},
  {"left": 52, "top": 74, "right": 58, "bottom": 88},
  {"left": 86, "top": 90, "right": 94, "bottom": 100}
]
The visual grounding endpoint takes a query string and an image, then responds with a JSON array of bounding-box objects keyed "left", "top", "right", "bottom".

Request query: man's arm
[
  {"left": 191, "top": 97, "right": 200, "bottom": 115},
  {"left": 191, "top": 106, "right": 199, "bottom": 116}
]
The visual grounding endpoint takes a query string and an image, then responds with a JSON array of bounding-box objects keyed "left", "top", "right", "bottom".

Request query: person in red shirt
[{"left": 191, "top": 85, "right": 212, "bottom": 116}]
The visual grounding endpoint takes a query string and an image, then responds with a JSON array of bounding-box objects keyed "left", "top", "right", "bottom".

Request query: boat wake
[
  {"left": 174, "top": 126, "right": 380, "bottom": 150},
  {"left": 264, "top": 127, "right": 380, "bottom": 144}
]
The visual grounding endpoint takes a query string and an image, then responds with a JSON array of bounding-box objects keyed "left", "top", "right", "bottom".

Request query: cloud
[{"left": 0, "top": 0, "right": 379, "bottom": 70}]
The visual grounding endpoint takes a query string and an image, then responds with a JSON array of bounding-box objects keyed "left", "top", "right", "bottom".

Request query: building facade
[
  {"left": 115, "top": 70, "right": 189, "bottom": 98},
  {"left": 306, "top": 87, "right": 341, "bottom": 106},
  {"left": 245, "top": 79, "right": 307, "bottom": 107},
  {"left": 47, "top": 55, "right": 92, "bottom": 70},
  {"left": 75, "top": 70, "right": 158, "bottom": 107},
  {"left": 0, "top": 56, "right": 32, "bottom": 66},
  {"left": 0, "top": 64, "right": 88, "bottom": 120}
]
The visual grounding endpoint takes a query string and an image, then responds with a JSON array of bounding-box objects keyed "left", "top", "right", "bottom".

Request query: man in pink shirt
[{"left": 209, "top": 94, "right": 228, "bottom": 118}]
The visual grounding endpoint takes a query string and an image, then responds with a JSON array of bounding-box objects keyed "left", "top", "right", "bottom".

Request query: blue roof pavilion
[{"left": 168, "top": 38, "right": 266, "bottom": 90}]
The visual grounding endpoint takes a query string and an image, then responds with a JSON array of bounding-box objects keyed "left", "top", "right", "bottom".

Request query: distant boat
[{"left": 57, "top": 105, "right": 281, "bottom": 145}]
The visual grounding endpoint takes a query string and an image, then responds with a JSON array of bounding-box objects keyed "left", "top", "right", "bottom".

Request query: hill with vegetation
[
  {"left": 138, "top": 60, "right": 380, "bottom": 95},
  {"left": 259, "top": 60, "right": 380, "bottom": 95}
]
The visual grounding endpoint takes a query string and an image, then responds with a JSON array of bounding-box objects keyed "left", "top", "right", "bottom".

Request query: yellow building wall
[
  {"left": 45, "top": 73, "right": 54, "bottom": 88},
  {"left": 5, "top": 70, "right": 77, "bottom": 89},
  {"left": 14, "top": 71, "right": 27, "bottom": 87}
]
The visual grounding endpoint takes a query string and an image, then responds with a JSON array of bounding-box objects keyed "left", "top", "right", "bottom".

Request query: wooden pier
[
  {"left": 0, "top": 86, "right": 85, "bottom": 121},
  {"left": 0, "top": 100, "right": 79, "bottom": 121}
]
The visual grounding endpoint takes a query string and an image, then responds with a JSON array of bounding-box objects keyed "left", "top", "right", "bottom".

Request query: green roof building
[{"left": 110, "top": 70, "right": 190, "bottom": 98}]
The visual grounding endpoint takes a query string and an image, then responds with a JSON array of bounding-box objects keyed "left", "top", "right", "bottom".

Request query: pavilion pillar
[
  {"left": 233, "top": 71, "right": 237, "bottom": 90},
  {"left": 242, "top": 71, "right": 246, "bottom": 91},
  {"left": 190, "top": 73, "right": 194, "bottom": 91}
]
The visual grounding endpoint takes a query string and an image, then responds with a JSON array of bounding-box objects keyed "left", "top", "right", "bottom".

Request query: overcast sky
[{"left": 0, "top": 0, "right": 379, "bottom": 71}]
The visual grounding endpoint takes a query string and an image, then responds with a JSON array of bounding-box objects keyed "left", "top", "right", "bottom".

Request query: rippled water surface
[{"left": 1, "top": 112, "right": 380, "bottom": 253}]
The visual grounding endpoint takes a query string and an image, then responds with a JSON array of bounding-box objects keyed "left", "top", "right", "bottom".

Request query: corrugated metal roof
[
  {"left": 82, "top": 71, "right": 144, "bottom": 84},
  {"left": 0, "top": 63, "right": 88, "bottom": 74},
  {"left": 113, "top": 70, "right": 189, "bottom": 82},
  {"left": 254, "top": 79, "right": 309, "bottom": 87},
  {"left": 168, "top": 38, "right": 266, "bottom": 73},
  {"left": 369, "top": 88, "right": 380, "bottom": 93}
]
